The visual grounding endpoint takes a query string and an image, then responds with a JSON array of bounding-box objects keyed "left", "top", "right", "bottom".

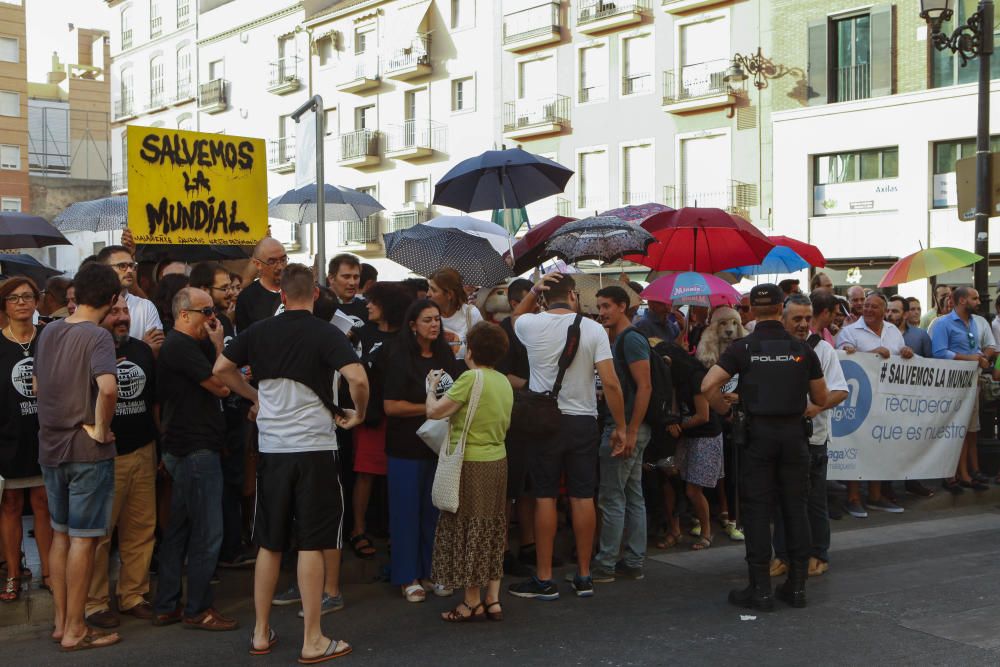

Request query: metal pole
[
  {"left": 290, "top": 94, "right": 326, "bottom": 285},
  {"left": 975, "top": 0, "right": 994, "bottom": 311}
]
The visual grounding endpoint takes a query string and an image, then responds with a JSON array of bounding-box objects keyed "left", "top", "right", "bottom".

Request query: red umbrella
[
  {"left": 768, "top": 235, "right": 826, "bottom": 268},
  {"left": 503, "top": 215, "right": 576, "bottom": 274},
  {"left": 625, "top": 207, "right": 774, "bottom": 273}
]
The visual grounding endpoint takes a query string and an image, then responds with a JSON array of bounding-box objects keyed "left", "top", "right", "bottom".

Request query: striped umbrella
[
  {"left": 641, "top": 272, "right": 742, "bottom": 308},
  {"left": 878, "top": 247, "right": 983, "bottom": 288}
]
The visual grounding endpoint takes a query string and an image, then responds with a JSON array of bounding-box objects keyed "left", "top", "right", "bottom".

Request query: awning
[{"left": 383, "top": 0, "right": 431, "bottom": 50}]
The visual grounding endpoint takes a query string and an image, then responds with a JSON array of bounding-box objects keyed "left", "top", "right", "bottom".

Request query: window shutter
[
  {"left": 807, "top": 20, "right": 829, "bottom": 106},
  {"left": 869, "top": 4, "right": 894, "bottom": 98}
]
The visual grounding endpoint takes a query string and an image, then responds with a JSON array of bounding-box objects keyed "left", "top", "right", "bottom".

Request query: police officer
[{"left": 701, "top": 284, "right": 827, "bottom": 611}]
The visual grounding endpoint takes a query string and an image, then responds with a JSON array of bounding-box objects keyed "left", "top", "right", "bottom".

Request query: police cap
[{"left": 749, "top": 283, "right": 784, "bottom": 307}]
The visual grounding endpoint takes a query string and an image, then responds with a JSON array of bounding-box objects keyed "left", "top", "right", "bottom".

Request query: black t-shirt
[
  {"left": 235, "top": 279, "right": 282, "bottom": 332},
  {"left": 217, "top": 312, "right": 245, "bottom": 422},
  {"left": 0, "top": 327, "right": 40, "bottom": 479},
  {"left": 675, "top": 360, "right": 722, "bottom": 439},
  {"left": 383, "top": 347, "right": 463, "bottom": 460},
  {"left": 336, "top": 297, "right": 369, "bottom": 332},
  {"left": 157, "top": 330, "right": 225, "bottom": 456},
  {"left": 497, "top": 317, "right": 529, "bottom": 380},
  {"left": 111, "top": 336, "right": 158, "bottom": 456}
]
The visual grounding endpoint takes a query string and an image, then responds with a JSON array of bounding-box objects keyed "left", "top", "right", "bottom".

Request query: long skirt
[{"left": 430, "top": 458, "right": 507, "bottom": 590}]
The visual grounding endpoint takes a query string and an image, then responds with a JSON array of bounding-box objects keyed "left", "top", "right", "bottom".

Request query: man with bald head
[
  {"left": 845, "top": 286, "right": 866, "bottom": 324},
  {"left": 236, "top": 238, "right": 287, "bottom": 332}
]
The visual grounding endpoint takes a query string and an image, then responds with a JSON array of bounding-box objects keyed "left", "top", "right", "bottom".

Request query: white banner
[
  {"left": 294, "top": 109, "right": 316, "bottom": 189},
  {"left": 828, "top": 352, "right": 978, "bottom": 481}
]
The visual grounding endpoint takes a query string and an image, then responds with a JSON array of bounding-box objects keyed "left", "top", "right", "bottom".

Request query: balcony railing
[
  {"left": 145, "top": 90, "right": 166, "bottom": 110},
  {"left": 577, "top": 0, "right": 652, "bottom": 26},
  {"left": 198, "top": 79, "right": 227, "bottom": 112},
  {"left": 663, "top": 59, "right": 732, "bottom": 104},
  {"left": 113, "top": 96, "right": 134, "bottom": 120},
  {"left": 341, "top": 214, "right": 382, "bottom": 245},
  {"left": 579, "top": 84, "right": 607, "bottom": 103},
  {"left": 834, "top": 63, "right": 871, "bottom": 103},
  {"left": 337, "top": 57, "right": 381, "bottom": 92},
  {"left": 623, "top": 73, "right": 653, "bottom": 95},
  {"left": 662, "top": 180, "right": 758, "bottom": 218},
  {"left": 622, "top": 191, "right": 653, "bottom": 206},
  {"left": 268, "top": 56, "right": 302, "bottom": 91},
  {"left": 503, "top": 2, "right": 561, "bottom": 46},
  {"left": 150, "top": 16, "right": 162, "bottom": 38},
  {"left": 268, "top": 138, "right": 295, "bottom": 171},
  {"left": 385, "top": 120, "right": 446, "bottom": 156},
  {"left": 177, "top": 1, "right": 190, "bottom": 27},
  {"left": 556, "top": 197, "right": 572, "bottom": 218},
  {"left": 121, "top": 29, "right": 133, "bottom": 50},
  {"left": 503, "top": 94, "right": 571, "bottom": 134},
  {"left": 384, "top": 33, "right": 431, "bottom": 78},
  {"left": 111, "top": 171, "right": 127, "bottom": 193},
  {"left": 339, "top": 129, "right": 379, "bottom": 161},
  {"left": 386, "top": 209, "right": 428, "bottom": 233},
  {"left": 174, "top": 79, "right": 194, "bottom": 102}
]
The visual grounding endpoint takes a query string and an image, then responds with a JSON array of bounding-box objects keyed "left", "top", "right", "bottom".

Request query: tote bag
[{"left": 431, "top": 370, "right": 484, "bottom": 513}]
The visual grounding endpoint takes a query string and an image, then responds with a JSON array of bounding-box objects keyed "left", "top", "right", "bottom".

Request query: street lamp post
[
  {"left": 921, "top": 0, "right": 994, "bottom": 309},
  {"left": 724, "top": 47, "right": 804, "bottom": 90}
]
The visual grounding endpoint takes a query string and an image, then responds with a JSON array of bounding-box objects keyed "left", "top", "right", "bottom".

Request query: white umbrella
[{"left": 425, "top": 215, "right": 514, "bottom": 255}]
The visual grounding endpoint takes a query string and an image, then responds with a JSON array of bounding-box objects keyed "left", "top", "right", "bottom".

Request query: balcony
[
  {"left": 340, "top": 213, "right": 383, "bottom": 251},
  {"left": 336, "top": 58, "right": 380, "bottom": 94},
  {"left": 150, "top": 16, "right": 162, "bottom": 39},
  {"left": 662, "top": 0, "right": 732, "bottom": 13},
  {"left": 622, "top": 72, "right": 653, "bottom": 96},
  {"left": 177, "top": 2, "right": 190, "bottom": 27},
  {"left": 173, "top": 80, "right": 195, "bottom": 104},
  {"left": 384, "top": 34, "right": 432, "bottom": 82},
  {"left": 267, "top": 56, "right": 302, "bottom": 95},
  {"left": 121, "top": 29, "right": 132, "bottom": 50},
  {"left": 337, "top": 129, "right": 380, "bottom": 168},
  {"left": 622, "top": 190, "right": 654, "bottom": 206},
  {"left": 661, "top": 59, "right": 735, "bottom": 113},
  {"left": 576, "top": 0, "right": 651, "bottom": 35},
  {"left": 144, "top": 91, "right": 167, "bottom": 112},
  {"left": 503, "top": 2, "right": 562, "bottom": 52},
  {"left": 662, "top": 180, "right": 758, "bottom": 219},
  {"left": 834, "top": 63, "right": 871, "bottom": 103},
  {"left": 385, "top": 120, "right": 446, "bottom": 161},
  {"left": 386, "top": 208, "right": 428, "bottom": 233},
  {"left": 113, "top": 97, "right": 136, "bottom": 121},
  {"left": 503, "top": 94, "right": 570, "bottom": 140},
  {"left": 268, "top": 138, "right": 295, "bottom": 174},
  {"left": 111, "top": 171, "right": 127, "bottom": 194},
  {"left": 198, "top": 79, "right": 228, "bottom": 114}
]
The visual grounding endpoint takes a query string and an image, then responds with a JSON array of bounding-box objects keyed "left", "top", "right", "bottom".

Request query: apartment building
[
  {"left": 498, "top": 0, "right": 768, "bottom": 233},
  {"left": 0, "top": 0, "right": 29, "bottom": 214},
  {"left": 769, "top": 0, "right": 1000, "bottom": 298}
]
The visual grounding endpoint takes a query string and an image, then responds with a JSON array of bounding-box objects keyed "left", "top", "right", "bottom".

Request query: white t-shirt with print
[{"left": 515, "top": 311, "right": 612, "bottom": 417}]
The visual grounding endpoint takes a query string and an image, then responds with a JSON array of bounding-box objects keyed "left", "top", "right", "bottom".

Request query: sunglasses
[{"left": 184, "top": 306, "right": 217, "bottom": 317}]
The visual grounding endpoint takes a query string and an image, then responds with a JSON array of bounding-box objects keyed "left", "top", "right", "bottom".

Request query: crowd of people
[{"left": 0, "top": 236, "right": 995, "bottom": 659}]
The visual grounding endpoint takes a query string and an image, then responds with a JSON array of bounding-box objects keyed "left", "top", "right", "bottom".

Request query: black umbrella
[
  {"left": 383, "top": 224, "right": 512, "bottom": 287},
  {"left": 432, "top": 148, "right": 573, "bottom": 233},
  {"left": 134, "top": 244, "right": 252, "bottom": 263},
  {"left": 268, "top": 183, "right": 384, "bottom": 224},
  {"left": 52, "top": 196, "right": 128, "bottom": 232},
  {"left": 0, "top": 253, "right": 63, "bottom": 284},
  {"left": 545, "top": 216, "right": 655, "bottom": 264},
  {"left": 0, "top": 212, "right": 72, "bottom": 249}
]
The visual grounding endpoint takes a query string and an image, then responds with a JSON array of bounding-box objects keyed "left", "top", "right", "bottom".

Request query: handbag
[
  {"left": 417, "top": 418, "right": 450, "bottom": 455},
  {"left": 510, "top": 313, "right": 583, "bottom": 436},
  {"left": 431, "top": 369, "right": 484, "bottom": 513}
]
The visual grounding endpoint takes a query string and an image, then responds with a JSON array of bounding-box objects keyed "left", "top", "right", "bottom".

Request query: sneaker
[
  {"left": 566, "top": 566, "right": 615, "bottom": 583},
  {"left": 723, "top": 521, "right": 745, "bottom": 542},
  {"left": 845, "top": 500, "right": 868, "bottom": 518},
  {"left": 297, "top": 593, "right": 345, "bottom": 618},
  {"left": 272, "top": 584, "right": 302, "bottom": 606},
  {"left": 614, "top": 562, "right": 644, "bottom": 581},
  {"left": 571, "top": 574, "right": 594, "bottom": 598},
  {"left": 508, "top": 576, "right": 559, "bottom": 601},
  {"left": 867, "top": 498, "right": 904, "bottom": 513}
]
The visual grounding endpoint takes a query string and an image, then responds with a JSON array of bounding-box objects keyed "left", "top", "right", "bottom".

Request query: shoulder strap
[
  {"left": 807, "top": 333, "right": 822, "bottom": 349},
  {"left": 453, "top": 369, "right": 484, "bottom": 458},
  {"left": 552, "top": 313, "right": 584, "bottom": 398}
]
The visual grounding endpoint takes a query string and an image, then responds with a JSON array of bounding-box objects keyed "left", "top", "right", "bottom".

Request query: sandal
[
  {"left": 484, "top": 600, "right": 503, "bottom": 622},
  {"left": 691, "top": 536, "right": 713, "bottom": 551},
  {"left": 441, "top": 601, "right": 485, "bottom": 623},
  {"left": 1, "top": 577, "right": 20, "bottom": 603},
  {"left": 723, "top": 521, "right": 745, "bottom": 541},
  {"left": 60, "top": 628, "right": 121, "bottom": 652},
  {"left": 348, "top": 533, "right": 376, "bottom": 560},
  {"left": 402, "top": 583, "right": 426, "bottom": 603},
  {"left": 689, "top": 519, "right": 702, "bottom": 537},
  {"left": 249, "top": 628, "right": 278, "bottom": 656},
  {"left": 298, "top": 639, "right": 352, "bottom": 664},
  {"left": 655, "top": 533, "right": 682, "bottom": 549}
]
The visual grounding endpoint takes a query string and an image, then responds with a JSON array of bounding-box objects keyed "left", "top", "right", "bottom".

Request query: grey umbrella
[
  {"left": 0, "top": 253, "right": 63, "bottom": 284},
  {"left": 383, "top": 224, "right": 513, "bottom": 286},
  {"left": 268, "top": 183, "right": 384, "bottom": 224},
  {"left": 52, "top": 195, "right": 128, "bottom": 232},
  {"left": 0, "top": 212, "right": 72, "bottom": 249},
  {"left": 545, "top": 216, "right": 655, "bottom": 264}
]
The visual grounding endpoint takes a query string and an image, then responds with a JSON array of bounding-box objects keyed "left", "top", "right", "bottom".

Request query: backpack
[{"left": 615, "top": 327, "right": 676, "bottom": 430}]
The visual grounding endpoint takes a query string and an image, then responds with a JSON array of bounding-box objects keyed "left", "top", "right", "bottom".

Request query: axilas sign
[{"left": 126, "top": 125, "right": 268, "bottom": 245}]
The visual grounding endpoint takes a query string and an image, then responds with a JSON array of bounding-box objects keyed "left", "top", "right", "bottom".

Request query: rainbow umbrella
[
  {"left": 878, "top": 247, "right": 983, "bottom": 288},
  {"left": 641, "top": 271, "right": 742, "bottom": 308}
]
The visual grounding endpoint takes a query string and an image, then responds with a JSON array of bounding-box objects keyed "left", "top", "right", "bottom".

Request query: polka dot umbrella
[{"left": 384, "top": 224, "right": 513, "bottom": 287}]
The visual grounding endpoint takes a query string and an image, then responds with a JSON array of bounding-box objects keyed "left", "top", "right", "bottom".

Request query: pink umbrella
[{"left": 641, "top": 271, "right": 743, "bottom": 308}]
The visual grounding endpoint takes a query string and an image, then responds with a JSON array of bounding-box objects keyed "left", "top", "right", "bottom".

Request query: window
[
  {"left": 150, "top": 0, "right": 162, "bottom": 38},
  {"left": 814, "top": 147, "right": 898, "bottom": 185},
  {"left": 621, "top": 142, "right": 653, "bottom": 205},
  {"left": 324, "top": 108, "right": 336, "bottom": 136},
  {"left": 405, "top": 178, "right": 427, "bottom": 204},
  {"left": 149, "top": 55, "right": 165, "bottom": 105},
  {"left": 808, "top": 7, "right": 891, "bottom": 106},
  {"left": 518, "top": 56, "right": 554, "bottom": 99},
  {"left": 452, "top": 76, "right": 474, "bottom": 112},
  {"left": 404, "top": 88, "right": 426, "bottom": 122},
  {"left": 0, "top": 36, "right": 18, "bottom": 63},
  {"left": 176, "top": 45, "right": 193, "bottom": 98},
  {"left": 177, "top": 0, "right": 191, "bottom": 27},
  {"left": 355, "top": 25, "right": 374, "bottom": 56},
  {"left": 932, "top": 137, "right": 1000, "bottom": 208},
  {"left": 208, "top": 58, "right": 224, "bottom": 81},
  {"left": 812, "top": 147, "right": 899, "bottom": 216},
  {"left": 317, "top": 36, "right": 334, "bottom": 67},
  {"left": 0, "top": 90, "right": 19, "bottom": 117},
  {"left": 678, "top": 16, "right": 729, "bottom": 99},
  {"left": 451, "top": 0, "right": 473, "bottom": 29},
  {"left": 119, "top": 66, "right": 134, "bottom": 109},
  {"left": 577, "top": 149, "right": 608, "bottom": 210},
  {"left": 177, "top": 113, "right": 193, "bottom": 130},
  {"left": 622, "top": 34, "right": 652, "bottom": 96},
  {"left": 578, "top": 44, "right": 607, "bottom": 103},
  {"left": 355, "top": 104, "right": 375, "bottom": 130},
  {"left": 679, "top": 133, "right": 730, "bottom": 208},
  {"left": 0, "top": 144, "right": 19, "bottom": 170},
  {"left": 1, "top": 197, "right": 21, "bottom": 212},
  {"left": 832, "top": 14, "right": 870, "bottom": 102},
  {"left": 121, "top": 8, "right": 132, "bottom": 49},
  {"left": 931, "top": 0, "right": 1000, "bottom": 87}
]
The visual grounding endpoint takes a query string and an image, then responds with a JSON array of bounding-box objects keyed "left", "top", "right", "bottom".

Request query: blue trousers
[{"left": 388, "top": 456, "right": 438, "bottom": 586}]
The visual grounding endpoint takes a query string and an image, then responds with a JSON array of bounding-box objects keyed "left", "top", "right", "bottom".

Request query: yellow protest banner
[{"left": 126, "top": 125, "right": 267, "bottom": 245}]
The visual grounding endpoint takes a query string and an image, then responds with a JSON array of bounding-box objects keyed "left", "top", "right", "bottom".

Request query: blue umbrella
[
  {"left": 432, "top": 148, "right": 573, "bottom": 232},
  {"left": 268, "top": 183, "right": 384, "bottom": 224},
  {"left": 725, "top": 246, "right": 811, "bottom": 278}
]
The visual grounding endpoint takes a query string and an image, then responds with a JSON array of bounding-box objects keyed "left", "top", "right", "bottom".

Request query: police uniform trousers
[{"left": 742, "top": 416, "right": 811, "bottom": 568}]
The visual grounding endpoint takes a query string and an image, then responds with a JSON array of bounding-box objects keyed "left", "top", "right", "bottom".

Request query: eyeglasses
[
  {"left": 256, "top": 255, "right": 288, "bottom": 267},
  {"left": 211, "top": 285, "right": 237, "bottom": 293},
  {"left": 184, "top": 307, "right": 217, "bottom": 317},
  {"left": 110, "top": 261, "right": 138, "bottom": 272},
  {"left": 4, "top": 293, "right": 36, "bottom": 304}
]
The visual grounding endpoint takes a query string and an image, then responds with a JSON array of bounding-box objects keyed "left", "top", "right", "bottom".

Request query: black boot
[
  {"left": 776, "top": 560, "right": 807, "bottom": 608},
  {"left": 728, "top": 564, "right": 774, "bottom": 612}
]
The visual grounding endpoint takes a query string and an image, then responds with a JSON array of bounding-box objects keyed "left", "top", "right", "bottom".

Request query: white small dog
[{"left": 695, "top": 306, "right": 748, "bottom": 368}]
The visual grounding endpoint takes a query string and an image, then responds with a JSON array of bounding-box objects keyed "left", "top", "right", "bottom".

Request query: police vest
[{"left": 738, "top": 337, "right": 811, "bottom": 417}]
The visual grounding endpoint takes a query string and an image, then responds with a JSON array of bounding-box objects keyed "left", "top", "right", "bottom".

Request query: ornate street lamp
[
  {"left": 724, "top": 47, "right": 803, "bottom": 90},
  {"left": 921, "top": 0, "right": 994, "bottom": 307}
]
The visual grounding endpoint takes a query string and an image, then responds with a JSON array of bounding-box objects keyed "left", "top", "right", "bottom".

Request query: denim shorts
[{"left": 41, "top": 459, "right": 115, "bottom": 538}]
